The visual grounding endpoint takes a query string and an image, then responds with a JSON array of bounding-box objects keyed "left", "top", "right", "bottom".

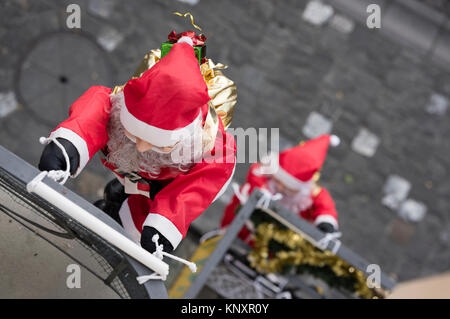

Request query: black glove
[
  {"left": 317, "top": 222, "right": 335, "bottom": 234},
  {"left": 141, "top": 226, "right": 174, "bottom": 254},
  {"left": 38, "top": 138, "right": 80, "bottom": 175}
]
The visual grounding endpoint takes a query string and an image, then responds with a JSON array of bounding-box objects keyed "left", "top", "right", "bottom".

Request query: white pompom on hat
[
  {"left": 330, "top": 134, "right": 340, "bottom": 147},
  {"left": 177, "top": 36, "right": 194, "bottom": 46}
]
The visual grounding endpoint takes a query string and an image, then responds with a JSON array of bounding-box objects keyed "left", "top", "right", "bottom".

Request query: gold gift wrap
[
  {"left": 200, "top": 59, "right": 237, "bottom": 130},
  {"left": 248, "top": 222, "right": 385, "bottom": 299}
]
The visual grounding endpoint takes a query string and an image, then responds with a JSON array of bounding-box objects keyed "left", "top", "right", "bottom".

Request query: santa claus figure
[
  {"left": 38, "top": 33, "right": 237, "bottom": 254},
  {"left": 220, "top": 134, "right": 339, "bottom": 242}
]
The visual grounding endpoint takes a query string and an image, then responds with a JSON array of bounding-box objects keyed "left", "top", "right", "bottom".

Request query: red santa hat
[
  {"left": 119, "top": 37, "right": 210, "bottom": 147},
  {"left": 273, "top": 134, "right": 340, "bottom": 190}
]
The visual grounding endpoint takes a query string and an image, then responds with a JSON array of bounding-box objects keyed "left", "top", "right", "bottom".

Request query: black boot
[
  {"left": 94, "top": 199, "right": 107, "bottom": 211},
  {"left": 94, "top": 179, "right": 128, "bottom": 226}
]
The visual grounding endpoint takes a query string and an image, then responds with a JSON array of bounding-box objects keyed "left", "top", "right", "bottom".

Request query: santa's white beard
[
  {"left": 105, "top": 93, "right": 203, "bottom": 177},
  {"left": 267, "top": 178, "right": 313, "bottom": 213}
]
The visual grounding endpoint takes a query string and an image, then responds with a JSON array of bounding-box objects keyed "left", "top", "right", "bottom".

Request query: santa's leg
[
  {"left": 116, "top": 194, "right": 152, "bottom": 244},
  {"left": 94, "top": 178, "right": 129, "bottom": 225},
  {"left": 116, "top": 197, "right": 142, "bottom": 243}
]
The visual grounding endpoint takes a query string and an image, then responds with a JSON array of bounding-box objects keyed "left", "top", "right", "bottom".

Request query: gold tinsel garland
[{"left": 248, "top": 223, "right": 380, "bottom": 299}]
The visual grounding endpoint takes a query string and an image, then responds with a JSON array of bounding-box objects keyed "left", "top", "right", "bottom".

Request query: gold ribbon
[{"left": 173, "top": 12, "right": 202, "bottom": 31}]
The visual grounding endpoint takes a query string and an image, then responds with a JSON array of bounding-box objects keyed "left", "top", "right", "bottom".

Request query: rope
[
  {"left": 136, "top": 234, "right": 197, "bottom": 284},
  {"left": 232, "top": 182, "right": 250, "bottom": 204},
  {"left": 315, "top": 232, "right": 342, "bottom": 254},
  {"left": 28, "top": 137, "right": 71, "bottom": 190},
  {"left": 256, "top": 189, "right": 283, "bottom": 209}
]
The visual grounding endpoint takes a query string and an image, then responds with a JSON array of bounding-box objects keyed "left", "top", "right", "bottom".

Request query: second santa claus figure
[{"left": 220, "top": 134, "right": 340, "bottom": 242}]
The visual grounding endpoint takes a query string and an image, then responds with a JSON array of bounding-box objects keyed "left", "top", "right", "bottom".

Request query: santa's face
[
  {"left": 267, "top": 176, "right": 314, "bottom": 213},
  {"left": 269, "top": 176, "right": 299, "bottom": 196},
  {"left": 105, "top": 98, "right": 202, "bottom": 176},
  {"left": 123, "top": 129, "right": 179, "bottom": 154}
]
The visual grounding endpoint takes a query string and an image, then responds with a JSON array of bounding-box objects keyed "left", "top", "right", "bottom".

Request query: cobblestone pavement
[{"left": 0, "top": 0, "right": 449, "bottom": 294}]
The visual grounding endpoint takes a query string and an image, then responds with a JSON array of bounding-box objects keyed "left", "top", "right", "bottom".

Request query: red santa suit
[
  {"left": 221, "top": 134, "right": 338, "bottom": 241},
  {"left": 47, "top": 40, "right": 236, "bottom": 249}
]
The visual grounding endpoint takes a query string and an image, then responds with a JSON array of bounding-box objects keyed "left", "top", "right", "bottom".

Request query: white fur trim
[
  {"left": 177, "top": 36, "right": 193, "bottom": 46},
  {"left": 212, "top": 160, "right": 236, "bottom": 202},
  {"left": 118, "top": 198, "right": 142, "bottom": 243},
  {"left": 49, "top": 127, "right": 89, "bottom": 177},
  {"left": 314, "top": 215, "right": 339, "bottom": 230},
  {"left": 330, "top": 135, "right": 340, "bottom": 147},
  {"left": 116, "top": 91, "right": 202, "bottom": 148},
  {"left": 274, "top": 166, "right": 312, "bottom": 191},
  {"left": 143, "top": 213, "right": 183, "bottom": 250}
]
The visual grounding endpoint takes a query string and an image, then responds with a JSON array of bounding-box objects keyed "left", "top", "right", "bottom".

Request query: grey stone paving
[
  {"left": 0, "top": 0, "right": 449, "bottom": 296},
  {"left": 351, "top": 128, "right": 380, "bottom": 157}
]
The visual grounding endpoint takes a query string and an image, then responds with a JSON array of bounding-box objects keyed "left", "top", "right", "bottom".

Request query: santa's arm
[
  {"left": 144, "top": 132, "right": 236, "bottom": 250},
  {"left": 46, "top": 86, "right": 112, "bottom": 176},
  {"left": 310, "top": 188, "right": 339, "bottom": 230},
  {"left": 246, "top": 163, "right": 270, "bottom": 191},
  {"left": 220, "top": 163, "right": 269, "bottom": 228},
  {"left": 221, "top": 161, "right": 276, "bottom": 228}
]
